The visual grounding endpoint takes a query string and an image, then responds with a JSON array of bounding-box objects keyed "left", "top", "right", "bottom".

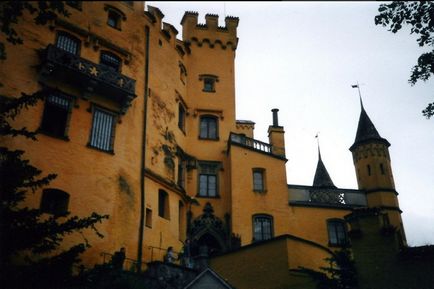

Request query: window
[
  {"left": 178, "top": 103, "right": 186, "bottom": 132},
  {"left": 145, "top": 208, "right": 152, "bottom": 228},
  {"left": 199, "top": 74, "right": 218, "bottom": 92},
  {"left": 380, "top": 163, "right": 385, "bottom": 175},
  {"left": 198, "top": 162, "right": 220, "bottom": 197},
  {"left": 179, "top": 63, "right": 187, "bottom": 84},
  {"left": 40, "top": 93, "right": 72, "bottom": 139},
  {"left": 253, "top": 214, "right": 273, "bottom": 242},
  {"left": 253, "top": 168, "right": 266, "bottom": 192},
  {"left": 327, "top": 219, "right": 348, "bottom": 247},
  {"left": 56, "top": 31, "right": 80, "bottom": 55},
  {"left": 107, "top": 10, "right": 121, "bottom": 29},
  {"left": 89, "top": 107, "right": 116, "bottom": 152},
  {"left": 158, "top": 189, "right": 170, "bottom": 219},
  {"left": 203, "top": 78, "right": 215, "bottom": 92},
  {"left": 100, "top": 51, "right": 121, "bottom": 72},
  {"left": 177, "top": 159, "right": 185, "bottom": 189},
  {"left": 40, "top": 189, "right": 70, "bottom": 216},
  {"left": 367, "top": 164, "right": 371, "bottom": 176},
  {"left": 199, "top": 115, "right": 218, "bottom": 140}
]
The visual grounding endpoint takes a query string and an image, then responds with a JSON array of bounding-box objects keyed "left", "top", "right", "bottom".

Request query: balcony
[
  {"left": 39, "top": 44, "right": 136, "bottom": 114},
  {"left": 288, "top": 185, "right": 367, "bottom": 208},
  {"left": 229, "top": 132, "right": 272, "bottom": 154}
]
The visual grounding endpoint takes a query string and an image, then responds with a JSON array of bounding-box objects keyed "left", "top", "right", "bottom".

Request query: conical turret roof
[
  {"left": 350, "top": 102, "right": 390, "bottom": 151},
  {"left": 313, "top": 149, "right": 336, "bottom": 188}
]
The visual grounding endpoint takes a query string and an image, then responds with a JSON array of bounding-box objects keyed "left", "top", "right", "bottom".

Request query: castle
[{"left": 2, "top": 2, "right": 431, "bottom": 289}]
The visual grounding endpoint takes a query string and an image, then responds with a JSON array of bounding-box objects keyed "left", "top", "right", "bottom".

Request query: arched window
[
  {"left": 158, "top": 189, "right": 170, "bottom": 219},
  {"left": 252, "top": 214, "right": 273, "bottom": 242},
  {"left": 40, "top": 189, "right": 70, "bottom": 216},
  {"left": 56, "top": 31, "right": 80, "bottom": 55},
  {"left": 199, "top": 115, "right": 218, "bottom": 140},
  {"left": 327, "top": 219, "right": 348, "bottom": 247},
  {"left": 100, "top": 51, "right": 122, "bottom": 72}
]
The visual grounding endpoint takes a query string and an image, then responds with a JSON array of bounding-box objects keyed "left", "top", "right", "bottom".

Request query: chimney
[{"left": 268, "top": 109, "right": 286, "bottom": 157}]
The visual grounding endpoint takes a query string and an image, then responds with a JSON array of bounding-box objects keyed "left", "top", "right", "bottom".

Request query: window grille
[
  {"left": 56, "top": 32, "right": 80, "bottom": 55},
  {"left": 89, "top": 108, "right": 115, "bottom": 152},
  {"left": 100, "top": 51, "right": 121, "bottom": 72}
]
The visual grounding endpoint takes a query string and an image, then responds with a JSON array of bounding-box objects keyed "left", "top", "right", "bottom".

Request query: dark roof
[
  {"left": 350, "top": 102, "right": 390, "bottom": 151},
  {"left": 313, "top": 150, "right": 336, "bottom": 188}
]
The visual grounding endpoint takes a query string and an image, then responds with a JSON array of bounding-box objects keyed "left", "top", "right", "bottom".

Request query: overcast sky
[{"left": 147, "top": 1, "right": 434, "bottom": 246}]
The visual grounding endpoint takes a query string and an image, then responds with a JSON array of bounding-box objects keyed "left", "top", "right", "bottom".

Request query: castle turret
[
  {"left": 313, "top": 148, "right": 336, "bottom": 188},
  {"left": 350, "top": 101, "right": 406, "bottom": 245},
  {"left": 268, "top": 109, "right": 286, "bottom": 157}
]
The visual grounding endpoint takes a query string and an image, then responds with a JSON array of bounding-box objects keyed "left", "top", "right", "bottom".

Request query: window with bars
[
  {"left": 327, "top": 219, "right": 348, "bottom": 247},
  {"left": 199, "top": 115, "right": 218, "bottom": 140},
  {"left": 253, "top": 214, "right": 273, "bottom": 242},
  {"left": 198, "top": 162, "right": 219, "bottom": 197},
  {"left": 56, "top": 31, "right": 80, "bottom": 55},
  {"left": 40, "top": 93, "right": 72, "bottom": 138},
  {"left": 40, "top": 189, "right": 70, "bottom": 216},
  {"left": 89, "top": 107, "right": 116, "bottom": 153},
  {"left": 253, "top": 168, "right": 266, "bottom": 192},
  {"left": 100, "top": 51, "right": 121, "bottom": 72}
]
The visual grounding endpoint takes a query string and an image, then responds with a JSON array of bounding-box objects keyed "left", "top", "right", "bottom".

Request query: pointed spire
[
  {"left": 313, "top": 137, "right": 336, "bottom": 188},
  {"left": 350, "top": 102, "right": 390, "bottom": 151}
]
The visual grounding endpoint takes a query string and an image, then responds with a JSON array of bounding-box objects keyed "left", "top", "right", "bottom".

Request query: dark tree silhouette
[
  {"left": 0, "top": 2, "right": 108, "bottom": 288},
  {"left": 375, "top": 1, "right": 434, "bottom": 119}
]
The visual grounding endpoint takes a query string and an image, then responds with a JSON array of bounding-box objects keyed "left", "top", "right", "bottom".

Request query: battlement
[{"left": 181, "top": 12, "right": 239, "bottom": 50}]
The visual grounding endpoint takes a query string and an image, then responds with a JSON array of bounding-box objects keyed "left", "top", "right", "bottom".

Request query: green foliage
[
  {"left": 375, "top": 1, "right": 434, "bottom": 119},
  {"left": 292, "top": 248, "right": 358, "bottom": 289},
  {"left": 0, "top": 2, "right": 109, "bottom": 288}
]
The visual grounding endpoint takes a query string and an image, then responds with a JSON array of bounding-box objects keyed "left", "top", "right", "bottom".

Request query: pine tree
[{"left": 0, "top": 2, "right": 109, "bottom": 288}]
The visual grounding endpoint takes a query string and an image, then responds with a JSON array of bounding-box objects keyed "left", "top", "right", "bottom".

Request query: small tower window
[
  {"left": 380, "top": 163, "right": 385, "bottom": 175},
  {"left": 199, "top": 74, "right": 219, "bottom": 93},
  {"left": 367, "top": 164, "right": 371, "bottom": 176},
  {"left": 253, "top": 168, "right": 266, "bottom": 193},
  {"left": 145, "top": 208, "right": 152, "bottom": 228}
]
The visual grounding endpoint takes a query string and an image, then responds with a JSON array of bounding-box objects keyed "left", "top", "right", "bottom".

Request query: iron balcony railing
[
  {"left": 230, "top": 133, "right": 272, "bottom": 154},
  {"left": 39, "top": 44, "right": 136, "bottom": 113}
]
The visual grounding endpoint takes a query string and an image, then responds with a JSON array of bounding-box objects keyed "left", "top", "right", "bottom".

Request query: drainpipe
[{"left": 137, "top": 25, "right": 150, "bottom": 273}]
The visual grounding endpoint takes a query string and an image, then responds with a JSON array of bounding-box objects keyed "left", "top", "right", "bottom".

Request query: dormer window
[{"left": 199, "top": 74, "right": 219, "bottom": 93}]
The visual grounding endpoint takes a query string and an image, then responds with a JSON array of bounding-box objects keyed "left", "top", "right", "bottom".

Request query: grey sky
[{"left": 147, "top": 1, "right": 434, "bottom": 246}]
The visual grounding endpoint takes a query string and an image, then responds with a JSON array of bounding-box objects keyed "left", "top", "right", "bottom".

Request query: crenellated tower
[{"left": 350, "top": 101, "right": 406, "bottom": 245}]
